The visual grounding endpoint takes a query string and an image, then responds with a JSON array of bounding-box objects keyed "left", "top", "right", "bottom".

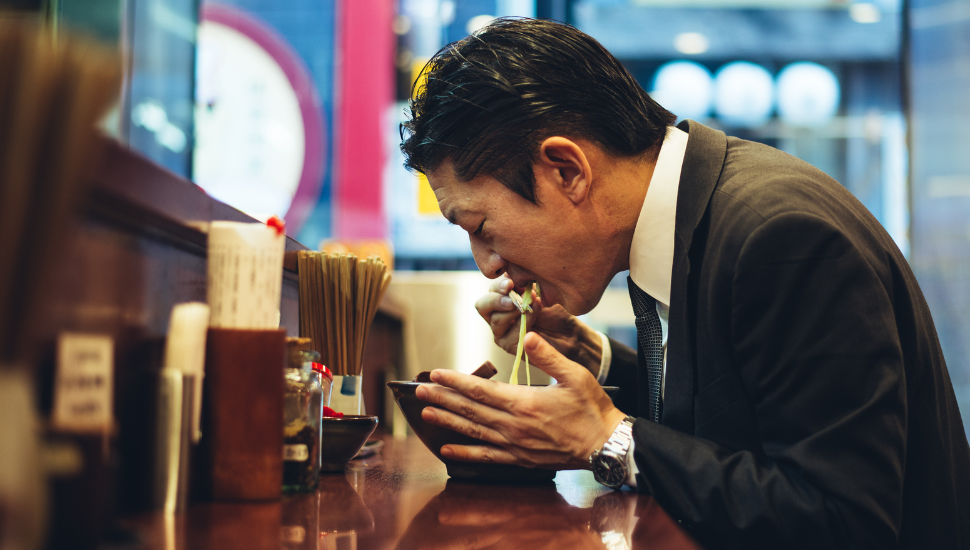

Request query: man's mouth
[
  {"left": 510, "top": 279, "right": 550, "bottom": 307},
  {"left": 510, "top": 280, "right": 532, "bottom": 295}
]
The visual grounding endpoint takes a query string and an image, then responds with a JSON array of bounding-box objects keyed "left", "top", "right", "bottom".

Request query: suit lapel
[{"left": 661, "top": 120, "right": 727, "bottom": 434}]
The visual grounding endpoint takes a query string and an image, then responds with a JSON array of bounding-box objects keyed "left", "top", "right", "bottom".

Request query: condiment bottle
[
  {"left": 311, "top": 361, "right": 333, "bottom": 408},
  {"left": 283, "top": 350, "right": 321, "bottom": 493}
]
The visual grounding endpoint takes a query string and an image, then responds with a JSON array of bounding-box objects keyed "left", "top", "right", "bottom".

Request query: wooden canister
[{"left": 197, "top": 328, "right": 286, "bottom": 501}]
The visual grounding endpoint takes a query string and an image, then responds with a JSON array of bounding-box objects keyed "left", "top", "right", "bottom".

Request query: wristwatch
[{"left": 589, "top": 416, "right": 636, "bottom": 489}]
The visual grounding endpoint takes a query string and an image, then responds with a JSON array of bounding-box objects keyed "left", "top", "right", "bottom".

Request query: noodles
[{"left": 509, "top": 282, "right": 535, "bottom": 386}]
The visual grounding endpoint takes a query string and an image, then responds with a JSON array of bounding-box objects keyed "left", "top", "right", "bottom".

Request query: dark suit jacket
[{"left": 605, "top": 120, "right": 970, "bottom": 549}]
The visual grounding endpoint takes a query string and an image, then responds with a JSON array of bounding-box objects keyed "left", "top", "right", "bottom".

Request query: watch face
[{"left": 593, "top": 453, "right": 626, "bottom": 488}]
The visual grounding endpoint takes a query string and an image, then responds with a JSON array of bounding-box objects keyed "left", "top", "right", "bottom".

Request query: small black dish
[{"left": 319, "top": 415, "right": 378, "bottom": 471}]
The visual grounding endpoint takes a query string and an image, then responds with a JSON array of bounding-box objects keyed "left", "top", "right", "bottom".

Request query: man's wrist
[
  {"left": 567, "top": 318, "right": 604, "bottom": 377},
  {"left": 586, "top": 408, "right": 630, "bottom": 469},
  {"left": 589, "top": 413, "right": 636, "bottom": 489}
]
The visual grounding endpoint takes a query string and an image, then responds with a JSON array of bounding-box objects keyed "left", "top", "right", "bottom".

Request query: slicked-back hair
[{"left": 400, "top": 17, "right": 676, "bottom": 203}]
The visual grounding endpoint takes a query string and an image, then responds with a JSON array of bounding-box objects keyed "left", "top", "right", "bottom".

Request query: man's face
[{"left": 427, "top": 161, "right": 614, "bottom": 315}]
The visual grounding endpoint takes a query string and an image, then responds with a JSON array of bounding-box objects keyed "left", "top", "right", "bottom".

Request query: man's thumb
[{"left": 523, "top": 332, "right": 574, "bottom": 381}]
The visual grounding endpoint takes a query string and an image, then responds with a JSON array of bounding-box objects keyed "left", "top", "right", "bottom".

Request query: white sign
[
  {"left": 280, "top": 526, "right": 306, "bottom": 543},
  {"left": 52, "top": 333, "right": 114, "bottom": 432},
  {"left": 283, "top": 444, "right": 309, "bottom": 462}
]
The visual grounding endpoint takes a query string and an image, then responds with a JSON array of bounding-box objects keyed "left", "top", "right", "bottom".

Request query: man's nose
[{"left": 470, "top": 237, "right": 507, "bottom": 279}]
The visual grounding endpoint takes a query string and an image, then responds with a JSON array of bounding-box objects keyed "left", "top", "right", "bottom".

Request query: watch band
[{"left": 590, "top": 416, "right": 636, "bottom": 489}]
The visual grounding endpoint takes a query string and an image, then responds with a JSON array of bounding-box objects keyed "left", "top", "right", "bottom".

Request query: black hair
[{"left": 399, "top": 17, "right": 676, "bottom": 203}]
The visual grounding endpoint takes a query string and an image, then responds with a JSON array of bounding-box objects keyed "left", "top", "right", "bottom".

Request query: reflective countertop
[{"left": 121, "top": 436, "right": 701, "bottom": 549}]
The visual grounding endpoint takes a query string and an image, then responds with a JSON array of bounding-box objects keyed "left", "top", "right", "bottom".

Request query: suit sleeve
[{"left": 630, "top": 212, "right": 907, "bottom": 550}]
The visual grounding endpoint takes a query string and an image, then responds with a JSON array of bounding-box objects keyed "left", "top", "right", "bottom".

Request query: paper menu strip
[{"left": 207, "top": 222, "right": 285, "bottom": 329}]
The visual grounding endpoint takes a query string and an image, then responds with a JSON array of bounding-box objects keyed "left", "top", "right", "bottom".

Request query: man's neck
[{"left": 588, "top": 150, "right": 658, "bottom": 275}]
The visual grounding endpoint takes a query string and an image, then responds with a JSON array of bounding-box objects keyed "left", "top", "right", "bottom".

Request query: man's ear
[{"left": 537, "top": 137, "right": 592, "bottom": 205}]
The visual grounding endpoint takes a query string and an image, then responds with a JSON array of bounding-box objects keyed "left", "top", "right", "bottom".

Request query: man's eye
[{"left": 473, "top": 220, "right": 485, "bottom": 236}]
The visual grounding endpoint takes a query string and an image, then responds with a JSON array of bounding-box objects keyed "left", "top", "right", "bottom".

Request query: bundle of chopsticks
[
  {"left": 297, "top": 251, "right": 391, "bottom": 376},
  {"left": 0, "top": 20, "right": 119, "bottom": 363}
]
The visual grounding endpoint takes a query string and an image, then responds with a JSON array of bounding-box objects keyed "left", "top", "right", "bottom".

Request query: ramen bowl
[{"left": 387, "top": 381, "right": 620, "bottom": 483}]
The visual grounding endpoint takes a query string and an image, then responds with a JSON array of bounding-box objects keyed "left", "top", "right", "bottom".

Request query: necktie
[{"left": 627, "top": 276, "right": 663, "bottom": 423}]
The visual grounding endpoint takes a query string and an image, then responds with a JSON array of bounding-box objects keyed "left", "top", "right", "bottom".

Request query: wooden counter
[{"left": 120, "top": 436, "right": 701, "bottom": 550}]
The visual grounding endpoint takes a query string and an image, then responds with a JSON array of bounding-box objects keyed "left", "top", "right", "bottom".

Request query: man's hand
[
  {"left": 474, "top": 275, "right": 605, "bottom": 377},
  {"left": 415, "top": 332, "right": 629, "bottom": 470}
]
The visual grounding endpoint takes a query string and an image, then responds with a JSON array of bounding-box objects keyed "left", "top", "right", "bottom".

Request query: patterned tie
[{"left": 627, "top": 276, "right": 663, "bottom": 423}]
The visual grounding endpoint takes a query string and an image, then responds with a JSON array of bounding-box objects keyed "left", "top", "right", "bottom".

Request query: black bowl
[
  {"left": 319, "top": 415, "right": 378, "bottom": 471},
  {"left": 387, "top": 381, "right": 620, "bottom": 482}
]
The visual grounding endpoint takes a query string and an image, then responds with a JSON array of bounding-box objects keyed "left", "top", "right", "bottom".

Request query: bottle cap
[{"left": 311, "top": 362, "right": 333, "bottom": 381}]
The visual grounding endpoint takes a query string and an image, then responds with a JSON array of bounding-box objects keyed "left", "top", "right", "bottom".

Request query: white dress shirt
[{"left": 594, "top": 125, "right": 689, "bottom": 488}]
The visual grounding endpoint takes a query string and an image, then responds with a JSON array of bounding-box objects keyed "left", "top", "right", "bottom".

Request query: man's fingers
[
  {"left": 419, "top": 528, "right": 503, "bottom": 550},
  {"left": 416, "top": 378, "right": 515, "bottom": 439},
  {"left": 438, "top": 508, "right": 517, "bottom": 526},
  {"left": 427, "top": 369, "right": 517, "bottom": 411},
  {"left": 421, "top": 406, "right": 507, "bottom": 446},
  {"left": 492, "top": 313, "right": 522, "bottom": 352},
  {"left": 474, "top": 289, "right": 520, "bottom": 353},
  {"left": 440, "top": 443, "right": 567, "bottom": 471},
  {"left": 488, "top": 275, "right": 514, "bottom": 294},
  {"left": 474, "top": 291, "right": 517, "bottom": 320},
  {"left": 489, "top": 308, "right": 520, "bottom": 335},
  {"left": 440, "top": 443, "right": 520, "bottom": 465}
]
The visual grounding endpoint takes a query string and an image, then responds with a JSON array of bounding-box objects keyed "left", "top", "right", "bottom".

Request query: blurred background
[{"left": 29, "top": 0, "right": 970, "bottom": 432}]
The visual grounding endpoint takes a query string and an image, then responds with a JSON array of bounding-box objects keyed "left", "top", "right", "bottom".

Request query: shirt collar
[{"left": 628, "top": 126, "right": 689, "bottom": 307}]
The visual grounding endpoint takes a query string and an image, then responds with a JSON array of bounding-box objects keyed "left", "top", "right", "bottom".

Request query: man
[{"left": 399, "top": 17, "right": 970, "bottom": 549}]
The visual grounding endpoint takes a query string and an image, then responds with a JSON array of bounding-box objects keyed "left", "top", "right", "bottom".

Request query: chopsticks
[{"left": 297, "top": 251, "right": 391, "bottom": 376}]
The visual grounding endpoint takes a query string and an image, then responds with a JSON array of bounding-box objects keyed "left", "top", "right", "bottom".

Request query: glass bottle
[
  {"left": 283, "top": 350, "right": 321, "bottom": 493},
  {"left": 309, "top": 360, "right": 332, "bottom": 472},
  {"left": 311, "top": 360, "right": 333, "bottom": 408}
]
